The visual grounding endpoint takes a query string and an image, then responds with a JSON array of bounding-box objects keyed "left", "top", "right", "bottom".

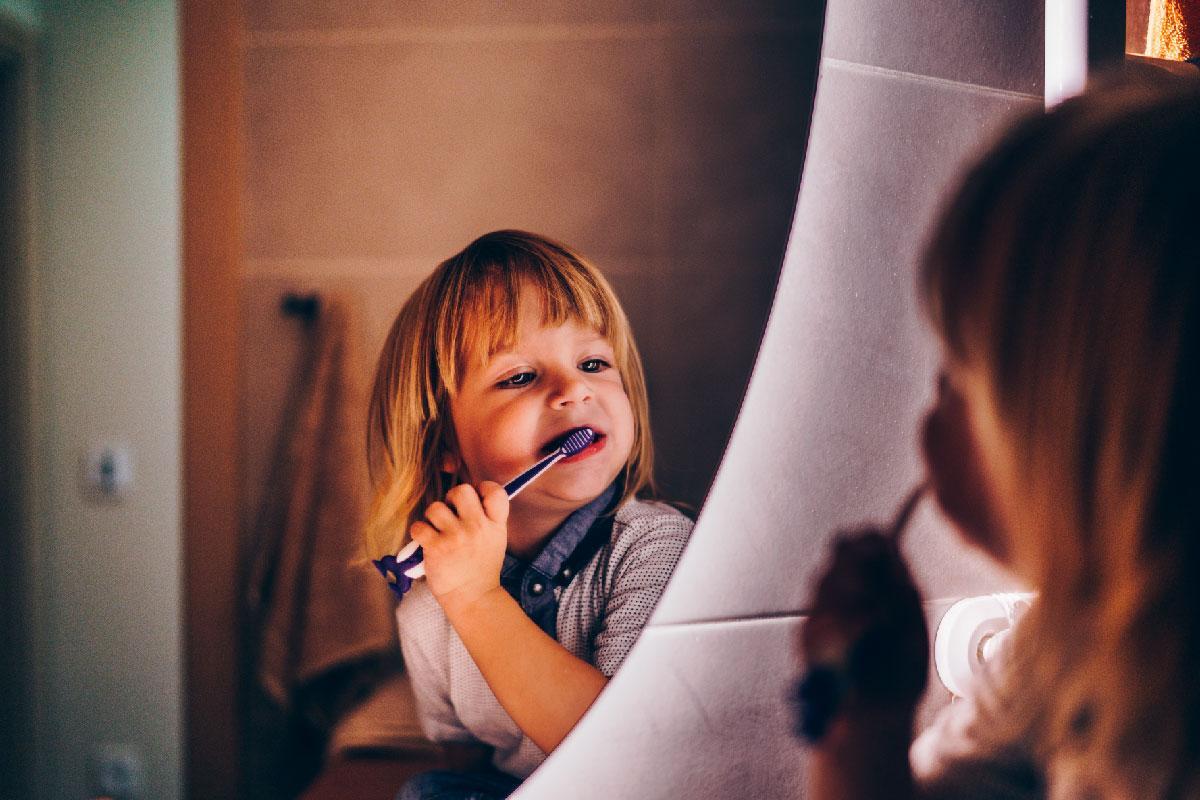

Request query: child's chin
[{"left": 539, "top": 472, "right": 619, "bottom": 505}]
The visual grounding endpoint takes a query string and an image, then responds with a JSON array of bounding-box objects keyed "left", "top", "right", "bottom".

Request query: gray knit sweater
[{"left": 395, "top": 498, "right": 693, "bottom": 778}]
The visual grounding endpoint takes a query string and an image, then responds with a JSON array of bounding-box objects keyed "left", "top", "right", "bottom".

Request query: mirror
[
  {"left": 8, "top": 2, "right": 1196, "bottom": 799},
  {"left": 4, "top": 1, "right": 821, "bottom": 796},
  {"left": 236, "top": 2, "right": 822, "bottom": 798}
]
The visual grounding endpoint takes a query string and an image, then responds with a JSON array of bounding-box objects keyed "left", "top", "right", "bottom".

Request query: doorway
[{"left": 0, "top": 17, "right": 37, "bottom": 800}]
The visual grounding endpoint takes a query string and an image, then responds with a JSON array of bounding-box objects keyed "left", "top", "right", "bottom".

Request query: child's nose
[{"left": 548, "top": 372, "right": 592, "bottom": 408}]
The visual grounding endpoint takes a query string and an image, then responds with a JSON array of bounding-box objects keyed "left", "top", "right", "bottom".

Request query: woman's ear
[{"left": 921, "top": 372, "right": 1010, "bottom": 565}]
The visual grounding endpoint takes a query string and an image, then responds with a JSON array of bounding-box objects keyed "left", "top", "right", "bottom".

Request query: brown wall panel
[{"left": 182, "top": 1, "right": 244, "bottom": 797}]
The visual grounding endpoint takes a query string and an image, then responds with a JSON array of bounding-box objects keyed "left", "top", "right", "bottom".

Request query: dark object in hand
[
  {"left": 792, "top": 664, "right": 847, "bottom": 742},
  {"left": 373, "top": 548, "right": 425, "bottom": 600}
]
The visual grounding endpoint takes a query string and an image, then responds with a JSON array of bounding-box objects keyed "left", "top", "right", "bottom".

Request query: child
[
  {"left": 364, "top": 230, "right": 693, "bottom": 798},
  {"left": 800, "top": 76, "right": 1200, "bottom": 799}
]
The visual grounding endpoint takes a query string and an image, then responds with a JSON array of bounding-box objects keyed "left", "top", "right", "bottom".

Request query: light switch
[
  {"left": 91, "top": 742, "right": 144, "bottom": 799},
  {"left": 83, "top": 442, "right": 133, "bottom": 501}
]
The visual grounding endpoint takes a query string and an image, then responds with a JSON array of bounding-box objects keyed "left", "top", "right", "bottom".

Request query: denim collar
[{"left": 500, "top": 481, "right": 617, "bottom": 591}]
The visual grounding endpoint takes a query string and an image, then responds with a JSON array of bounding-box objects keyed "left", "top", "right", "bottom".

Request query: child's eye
[
  {"left": 498, "top": 371, "right": 535, "bottom": 388},
  {"left": 579, "top": 358, "right": 611, "bottom": 373}
]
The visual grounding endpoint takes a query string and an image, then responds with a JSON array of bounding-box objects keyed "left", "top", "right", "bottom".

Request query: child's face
[{"left": 446, "top": 294, "right": 636, "bottom": 518}]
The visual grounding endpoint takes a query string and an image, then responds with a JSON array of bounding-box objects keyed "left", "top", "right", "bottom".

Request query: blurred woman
[{"left": 800, "top": 76, "right": 1200, "bottom": 799}]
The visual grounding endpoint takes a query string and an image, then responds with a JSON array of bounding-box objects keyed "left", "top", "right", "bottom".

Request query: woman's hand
[
  {"left": 799, "top": 528, "right": 929, "bottom": 734},
  {"left": 409, "top": 481, "right": 509, "bottom": 613},
  {"left": 799, "top": 529, "right": 928, "bottom": 800}
]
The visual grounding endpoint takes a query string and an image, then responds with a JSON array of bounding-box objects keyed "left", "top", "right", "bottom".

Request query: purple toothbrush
[{"left": 374, "top": 426, "right": 596, "bottom": 599}]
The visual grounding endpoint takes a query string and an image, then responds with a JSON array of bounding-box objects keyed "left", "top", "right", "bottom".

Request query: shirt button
[
  {"left": 530, "top": 582, "right": 545, "bottom": 596},
  {"left": 560, "top": 567, "right": 573, "bottom": 580}
]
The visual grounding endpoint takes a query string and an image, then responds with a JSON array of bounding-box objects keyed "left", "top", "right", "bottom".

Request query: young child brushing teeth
[{"left": 365, "top": 230, "right": 692, "bottom": 799}]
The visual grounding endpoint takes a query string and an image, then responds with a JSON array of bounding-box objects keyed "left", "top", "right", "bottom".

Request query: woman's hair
[
  {"left": 364, "top": 230, "right": 657, "bottom": 558},
  {"left": 921, "top": 75, "right": 1200, "bottom": 796}
]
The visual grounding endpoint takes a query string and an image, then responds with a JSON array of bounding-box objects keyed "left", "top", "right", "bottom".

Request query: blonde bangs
[{"left": 434, "top": 245, "right": 618, "bottom": 397}]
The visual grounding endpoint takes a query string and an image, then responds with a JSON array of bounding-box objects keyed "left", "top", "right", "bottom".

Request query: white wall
[{"left": 29, "top": 1, "right": 183, "bottom": 798}]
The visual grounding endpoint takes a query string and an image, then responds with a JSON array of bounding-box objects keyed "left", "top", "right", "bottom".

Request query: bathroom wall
[
  {"left": 0, "top": 0, "right": 39, "bottom": 29},
  {"left": 237, "top": 1, "right": 820, "bottom": 536},
  {"left": 9, "top": 1, "right": 185, "bottom": 799},
  {"left": 1128, "top": 0, "right": 1152, "bottom": 51},
  {"left": 520, "top": 1, "right": 1042, "bottom": 797}
]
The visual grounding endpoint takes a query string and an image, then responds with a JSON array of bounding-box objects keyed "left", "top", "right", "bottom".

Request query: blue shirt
[{"left": 498, "top": 482, "right": 617, "bottom": 637}]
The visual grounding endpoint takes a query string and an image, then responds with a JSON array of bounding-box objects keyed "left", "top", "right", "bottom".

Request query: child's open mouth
[
  {"left": 560, "top": 433, "right": 605, "bottom": 463},
  {"left": 542, "top": 427, "right": 606, "bottom": 462}
]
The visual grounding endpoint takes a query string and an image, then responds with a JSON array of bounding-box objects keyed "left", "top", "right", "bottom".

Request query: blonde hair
[
  {"left": 365, "top": 230, "right": 657, "bottom": 558},
  {"left": 921, "top": 76, "right": 1200, "bottom": 796}
]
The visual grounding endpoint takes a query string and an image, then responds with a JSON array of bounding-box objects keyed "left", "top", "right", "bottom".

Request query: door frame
[
  {"left": 181, "top": 2, "right": 244, "bottom": 797},
  {"left": 0, "top": 13, "right": 41, "bottom": 800}
]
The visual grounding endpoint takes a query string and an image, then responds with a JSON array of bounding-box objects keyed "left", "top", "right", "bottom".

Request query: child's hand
[{"left": 410, "top": 481, "right": 509, "bottom": 613}]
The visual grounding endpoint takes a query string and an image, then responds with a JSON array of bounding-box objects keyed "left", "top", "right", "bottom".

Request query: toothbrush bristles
[{"left": 560, "top": 427, "right": 595, "bottom": 456}]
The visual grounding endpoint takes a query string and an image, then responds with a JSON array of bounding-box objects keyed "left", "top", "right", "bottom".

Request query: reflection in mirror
[{"left": 235, "top": 4, "right": 819, "bottom": 799}]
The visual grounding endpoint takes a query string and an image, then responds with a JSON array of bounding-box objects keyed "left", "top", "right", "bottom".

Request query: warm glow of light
[
  {"left": 1045, "top": 0, "right": 1088, "bottom": 108},
  {"left": 1147, "top": 0, "right": 1195, "bottom": 60}
]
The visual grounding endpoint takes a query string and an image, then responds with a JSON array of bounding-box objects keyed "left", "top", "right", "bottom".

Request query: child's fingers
[
  {"left": 409, "top": 520, "right": 437, "bottom": 547},
  {"left": 478, "top": 481, "right": 509, "bottom": 524},
  {"left": 424, "top": 501, "right": 457, "bottom": 532},
  {"left": 445, "top": 483, "right": 484, "bottom": 520}
]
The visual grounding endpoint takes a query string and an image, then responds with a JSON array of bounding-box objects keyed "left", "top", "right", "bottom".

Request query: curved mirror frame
[
  {"left": 235, "top": 2, "right": 822, "bottom": 795},
  {"left": 518, "top": 0, "right": 1048, "bottom": 796}
]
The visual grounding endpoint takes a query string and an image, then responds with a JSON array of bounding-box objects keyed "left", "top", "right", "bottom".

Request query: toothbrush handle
[
  {"left": 504, "top": 451, "right": 564, "bottom": 497},
  {"left": 380, "top": 449, "right": 565, "bottom": 595}
]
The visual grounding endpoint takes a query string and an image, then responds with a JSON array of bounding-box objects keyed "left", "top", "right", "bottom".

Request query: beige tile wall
[{"left": 239, "top": 0, "right": 818, "bottom": 526}]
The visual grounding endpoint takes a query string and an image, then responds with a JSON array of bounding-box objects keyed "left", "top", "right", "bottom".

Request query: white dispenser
[{"left": 934, "top": 593, "right": 1035, "bottom": 698}]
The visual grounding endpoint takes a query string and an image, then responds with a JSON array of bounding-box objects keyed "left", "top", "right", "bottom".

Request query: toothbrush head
[{"left": 559, "top": 426, "right": 595, "bottom": 457}]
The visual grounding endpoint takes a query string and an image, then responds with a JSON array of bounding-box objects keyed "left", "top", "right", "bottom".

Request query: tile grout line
[
  {"left": 822, "top": 56, "right": 1042, "bottom": 102},
  {"left": 648, "top": 597, "right": 967, "bottom": 631},
  {"left": 243, "top": 255, "right": 664, "bottom": 278},
  {"left": 648, "top": 610, "right": 806, "bottom": 631},
  {"left": 244, "top": 19, "right": 817, "bottom": 49}
]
